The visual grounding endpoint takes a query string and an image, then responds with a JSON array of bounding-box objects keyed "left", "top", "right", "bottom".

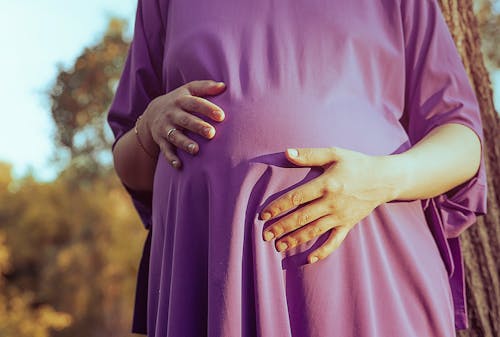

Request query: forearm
[
  {"left": 112, "top": 114, "right": 160, "bottom": 192},
  {"left": 382, "top": 123, "right": 482, "bottom": 201}
]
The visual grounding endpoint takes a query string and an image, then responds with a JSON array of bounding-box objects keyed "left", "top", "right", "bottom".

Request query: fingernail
[
  {"left": 263, "top": 231, "right": 274, "bottom": 241},
  {"left": 309, "top": 256, "right": 319, "bottom": 264},
  {"left": 217, "top": 111, "right": 225, "bottom": 121},
  {"left": 188, "top": 143, "right": 196, "bottom": 153},
  {"left": 171, "top": 160, "right": 179, "bottom": 167},
  {"left": 216, "top": 81, "right": 225, "bottom": 87},
  {"left": 203, "top": 126, "right": 212, "bottom": 137},
  {"left": 287, "top": 148, "right": 298, "bottom": 158},
  {"left": 276, "top": 242, "right": 288, "bottom": 252},
  {"left": 261, "top": 212, "right": 272, "bottom": 220}
]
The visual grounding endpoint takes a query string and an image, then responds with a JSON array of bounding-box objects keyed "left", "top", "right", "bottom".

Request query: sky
[
  {"left": 0, "top": 1, "right": 499, "bottom": 181},
  {"left": 0, "top": 0, "right": 136, "bottom": 181}
]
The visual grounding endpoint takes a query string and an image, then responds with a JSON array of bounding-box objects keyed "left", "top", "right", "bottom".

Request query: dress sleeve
[
  {"left": 107, "top": 1, "right": 167, "bottom": 334},
  {"left": 107, "top": 0, "right": 166, "bottom": 230},
  {"left": 399, "top": 0, "right": 488, "bottom": 329},
  {"left": 400, "top": 0, "right": 487, "bottom": 238},
  {"left": 401, "top": 0, "right": 487, "bottom": 329}
]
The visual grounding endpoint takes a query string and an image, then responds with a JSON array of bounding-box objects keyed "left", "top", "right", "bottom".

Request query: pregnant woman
[{"left": 108, "top": 0, "right": 488, "bottom": 336}]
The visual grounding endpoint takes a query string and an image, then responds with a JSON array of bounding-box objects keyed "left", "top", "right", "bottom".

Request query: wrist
[
  {"left": 142, "top": 100, "right": 158, "bottom": 141},
  {"left": 375, "top": 153, "right": 413, "bottom": 202},
  {"left": 135, "top": 105, "right": 160, "bottom": 159}
]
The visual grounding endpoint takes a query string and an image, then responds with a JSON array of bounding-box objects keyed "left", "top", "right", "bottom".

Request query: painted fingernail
[
  {"left": 309, "top": 256, "right": 319, "bottom": 264},
  {"left": 171, "top": 160, "right": 179, "bottom": 168},
  {"left": 215, "top": 110, "right": 225, "bottom": 121},
  {"left": 263, "top": 231, "right": 274, "bottom": 241},
  {"left": 287, "top": 148, "right": 298, "bottom": 158},
  {"left": 216, "top": 81, "right": 225, "bottom": 86},
  {"left": 187, "top": 143, "right": 196, "bottom": 153},
  {"left": 261, "top": 212, "right": 272, "bottom": 220},
  {"left": 276, "top": 242, "right": 288, "bottom": 252},
  {"left": 204, "top": 127, "right": 213, "bottom": 137}
]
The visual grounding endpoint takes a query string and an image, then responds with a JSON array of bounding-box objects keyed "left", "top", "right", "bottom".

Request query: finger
[
  {"left": 176, "top": 95, "right": 225, "bottom": 122},
  {"left": 171, "top": 111, "right": 217, "bottom": 139},
  {"left": 273, "top": 215, "right": 339, "bottom": 252},
  {"left": 157, "top": 138, "right": 182, "bottom": 169},
  {"left": 260, "top": 180, "right": 324, "bottom": 221},
  {"left": 263, "top": 200, "right": 331, "bottom": 242},
  {"left": 308, "top": 226, "right": 350, "bottom": 264},
  {"left": 285, "top": 147, "right": 344, "bottom": 167},
  {"left": 185, "top": 80, "right": 227, "bottom": 98},
  {"left": 164, "top": 125, "right": 199, "bottom": 155}
]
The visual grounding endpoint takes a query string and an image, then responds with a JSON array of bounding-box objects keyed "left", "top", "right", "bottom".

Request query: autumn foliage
[{"left": 0, "top": 20, "right": 146, "bottom": 337}]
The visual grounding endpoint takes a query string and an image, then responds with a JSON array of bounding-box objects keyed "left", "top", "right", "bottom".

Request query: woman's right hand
[{"left": 143, "top": 80, "right": 227, "bottom": 169}]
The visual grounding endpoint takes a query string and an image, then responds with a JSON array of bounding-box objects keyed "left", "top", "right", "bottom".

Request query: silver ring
[{"left": 166, "top": 127, "right": 177, "bottom": 141}]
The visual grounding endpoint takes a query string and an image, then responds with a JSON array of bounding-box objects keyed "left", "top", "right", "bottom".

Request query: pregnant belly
[
  {"left": 152, "top": 90, "right": 411, "bottom": 267},
  {"left": 177, "top": 90, "right": 408, "bottom": 169}
]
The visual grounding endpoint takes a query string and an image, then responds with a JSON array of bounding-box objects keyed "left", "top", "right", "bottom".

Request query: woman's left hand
[{"left": 260, "top": 146, "right": 401, "bottom": 264}]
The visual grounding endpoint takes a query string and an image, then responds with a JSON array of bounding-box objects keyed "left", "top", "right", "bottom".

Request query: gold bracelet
[{"left": 134, "top": 115, "right": 157, "bottom": 159}]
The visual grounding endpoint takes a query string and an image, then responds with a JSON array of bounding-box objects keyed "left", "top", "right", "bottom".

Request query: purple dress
[{"left": 107, "top": 0, "right": 488, "bottom": 336}]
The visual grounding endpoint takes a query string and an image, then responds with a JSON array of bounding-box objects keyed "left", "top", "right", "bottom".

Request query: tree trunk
[{"left": 437, "top": 1, "right": 500, "bottom": 336}]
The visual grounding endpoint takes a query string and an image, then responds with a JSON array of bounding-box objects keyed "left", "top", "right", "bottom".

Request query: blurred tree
[
  {"left": 0, "top": 18, "right": 146, "bottom": 337},
  {"left": 0, "top": 168, "right": 73, "bottom": 337},
  {"left": 437, "top": 1, "right": 500, "bottom": 336},
  {"left": 48, "top": 18, "right": 130, "bottom": 181},
  {"left": 473, "top": 0, "right": 500, "bottom": 69},
  {"left": 0, "top": 163, "right": 146, "bottom": 337}
]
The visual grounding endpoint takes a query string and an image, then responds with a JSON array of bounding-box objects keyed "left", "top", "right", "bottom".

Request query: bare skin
[
  {"left": 112, "top": 80, "right": 227, "bottom": 192},
  {"left": 112, "top": 81, "right": 482, "bottom": 264},
  {"left": 259, "top": 123, "right": 482, "bottom": 264}
]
